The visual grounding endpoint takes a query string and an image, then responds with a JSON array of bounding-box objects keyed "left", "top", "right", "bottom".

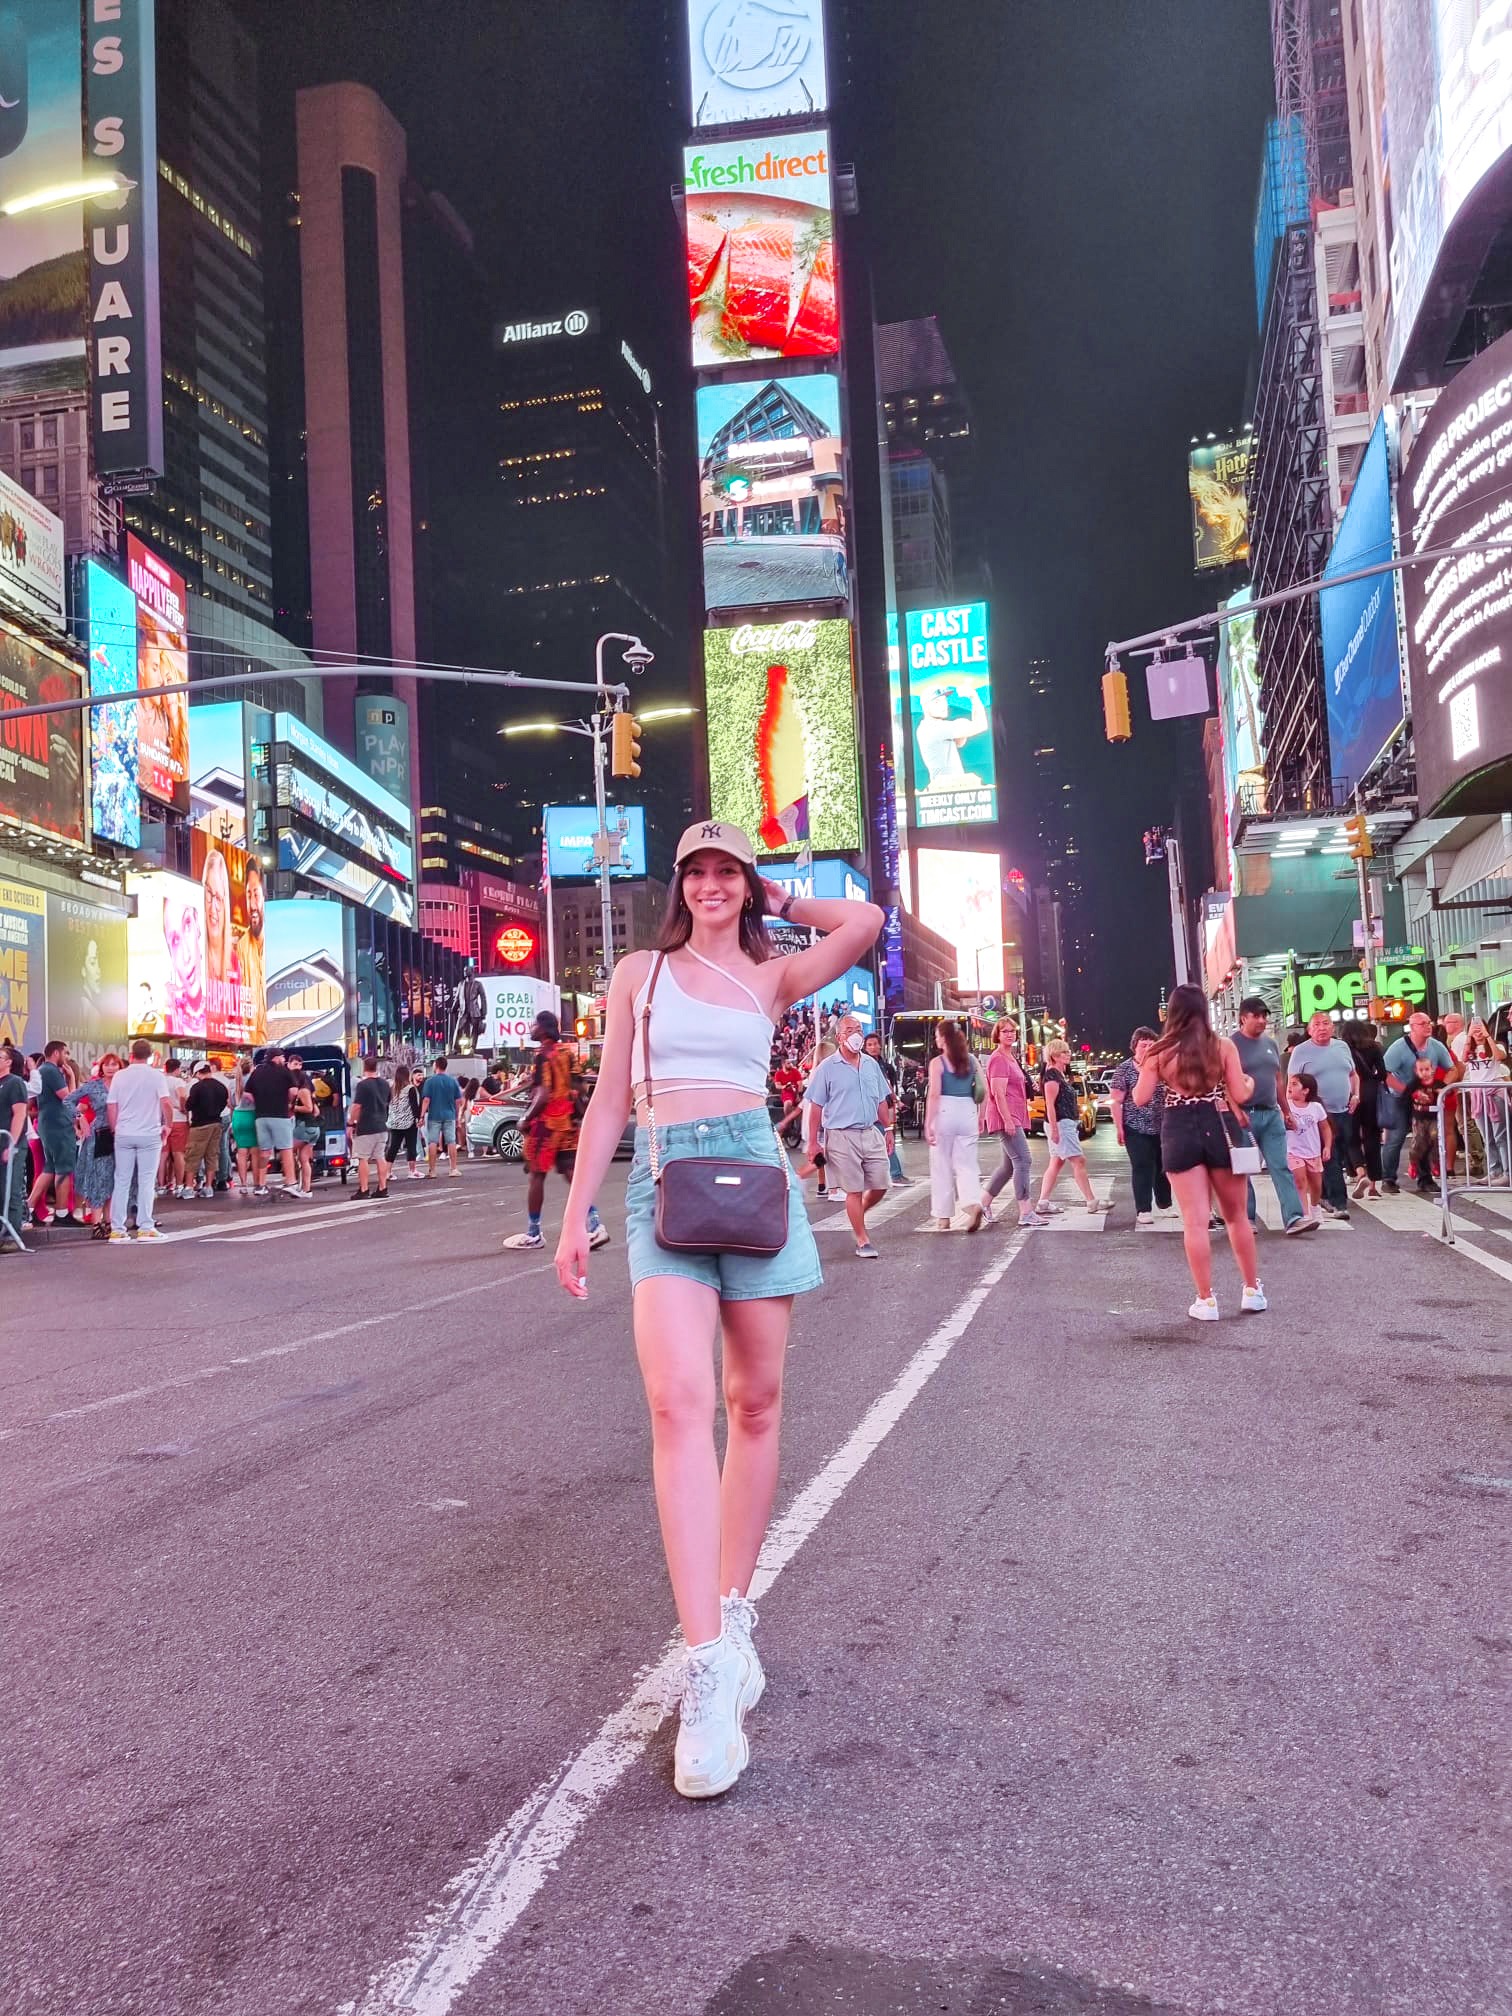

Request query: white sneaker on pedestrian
[
  {"left": 196, "top": 1183, "right": 214, "bottom": 1200},
  {"left": 721, "top": 1590, "right": 764, "bottom": 1711},
  {"left": 136, "top": 1226, "right": 165, "bottom": 1242},
  {"left": 502, "top": 1230, "right": 543, "bottom": 1250},
  {"left": 1135, "top": 1210, "right": 1154, "bottom": 1226},
  {"left": 855, "top": 1240, "right": 880, "bottom": 1258},
  {"left": 1187, "top": 1294, "right": 1220, "bottom": 1322},
  {"left": 289, "top": 1186, "right": 312, "bottom": 1201},
  {"left": 409, "top": 1165, "right": 423, "bottom": 1180},
  {"left": 588, "top": 1223, "right": 611, "bottom": 1250},
  {"left": 673, "top": 1631, "right": 751, "bottom": 1799},
  {"left": 1241, "top": 1282, "right": 1268, "bottom": 1313}
]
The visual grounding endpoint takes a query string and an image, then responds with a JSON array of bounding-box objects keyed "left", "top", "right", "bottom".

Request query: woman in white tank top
[{"left": 556, "top": 819, "right": 883, "bottom": 1801}]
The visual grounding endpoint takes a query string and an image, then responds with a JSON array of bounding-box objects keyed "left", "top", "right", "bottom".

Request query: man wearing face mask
[{"left": 804, "top": 1014, "right": 893, "bottom": 1258}]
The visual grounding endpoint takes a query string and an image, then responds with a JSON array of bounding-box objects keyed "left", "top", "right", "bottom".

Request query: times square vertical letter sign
[{"left": 85, "top": 0, "right": 164, "bottom": 484}]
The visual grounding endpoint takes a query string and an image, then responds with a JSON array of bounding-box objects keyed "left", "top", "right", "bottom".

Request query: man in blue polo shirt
[
  {"left": 1287, "top": 1013, "right": 1360, "bottom": 1218},
  {"left": 1380, "top": 1010, "right": 1456, "bottom": 1195},
  {"left": 804, "top": 1014, "right": 894, "bottom": 1259}
]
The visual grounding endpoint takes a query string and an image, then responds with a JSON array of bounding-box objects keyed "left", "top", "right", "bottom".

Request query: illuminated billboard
[
  {"left": 688, "top": 0, "right": 829, "bottom": 128},
  {"left": 127, "top": 871, "right": 207, "bottom": 1039},
  {"left": 1321, "top": 414, "right": 1404, "bottom": 791},
  {"left": 1383, "top": 0, "right": 1512, "bottom": 383},
  {"left": 903, "top": 603, "right": 997, "bottom": 829},
  {"left": 0, "top": 623, "right": 83, "bottom": 844},
  {"left": 703, "top": 617, "right": 861, "bottom": 857},
  {"left": 0, "top": 0, "right": 86, "bottom": 388},
  {"left": 264, "top": 898, "right": 350, "bottom": 1050},
  {"left": 684, "top": 132, "right": 836, "bottom": 368},
  {"left": 698, "top": 373, "right": 846, "bottom": 610},
  {"left": 1216, "top": 588, "right": 1264, "bottom": 815},
  {"left": 1401, "top": 330, "right": 1512, "bottom": 815},
  {"left": 0, "top": 466, "right": 65, "bottom": 634},
  {"left": 125, "top": 536, "right": 189, "bottom": 808},
  {"left": 1189, "top": 437, "right": 1253, "bottom": 572},
  {"left": 916, "top": 848, "right": 1008, "bottom": 993},
  {"left": 188, "top": 702, "right": 246, "bottom": 841},
  {"left": 280, "top": 765, "right": 413, "bottom": 882},
  {"left": 544, "top": 803, "right": 648, "bottom": 880},
  {"left": 86, "top": 562, "right": 140, "bottom": 848},
  {"left": 274, "top": 711, "right": 412, "bottom": 832},
  {"left": 189, "top": 829, "right": 267, "bottom": 1046},
  {"left": 278, "top": 832, "right": 416, "bottom": 926}
]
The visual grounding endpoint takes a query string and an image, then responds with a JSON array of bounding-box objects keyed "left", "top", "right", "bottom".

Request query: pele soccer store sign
[{"left": 85, "top": 0, "right": 164, "bottom": 485}]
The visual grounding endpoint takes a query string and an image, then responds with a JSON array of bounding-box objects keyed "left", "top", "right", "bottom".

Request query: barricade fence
[{"left": 1435, "top": 1083, "right": 1512, "bottom": 1244}]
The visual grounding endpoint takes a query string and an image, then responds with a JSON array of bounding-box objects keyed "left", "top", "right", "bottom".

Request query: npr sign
[{"left": 85, "top": 0, "right": 164, "bottom": 484}]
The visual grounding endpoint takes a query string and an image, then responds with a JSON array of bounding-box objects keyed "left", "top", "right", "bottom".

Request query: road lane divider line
[
  {"left": 0, "top": 1264, "right": 555, "bottom": 1440},
  {"left": 342, "top": 1235, "right": 1028, "bottom": 2016}
]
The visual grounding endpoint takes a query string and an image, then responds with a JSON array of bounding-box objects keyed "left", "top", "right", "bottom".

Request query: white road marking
[
  {"left": 0, "top": 1265, "right": 553, "bottom": 1440},
  {"left": 811, "top": 1184, "right": 923, "bottom": 1234},
  {"left": 344, "top": 1236, "right": 1028, "bottom": 2016},
  {"left": 206, "top": 1200, "right": 455, "bottom": 1244},
  {"left": 1434, "top": 1231, "right": 1512, "bottom": 1287}
]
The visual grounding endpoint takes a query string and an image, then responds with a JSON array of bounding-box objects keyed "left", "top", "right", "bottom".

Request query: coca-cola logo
[{"left": 729, "top": 620, "right": 820, "bottom": 656}]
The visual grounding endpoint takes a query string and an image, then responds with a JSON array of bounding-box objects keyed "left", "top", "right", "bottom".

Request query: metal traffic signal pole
[{"left": 593, "top": 633, "right": 653, "bottom": 987}]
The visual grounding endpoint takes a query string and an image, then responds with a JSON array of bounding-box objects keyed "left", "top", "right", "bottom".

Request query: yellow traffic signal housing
[
  {"left": 611, "top": 711, "right": 642, "bottom": 778},
  {"left": 1345, "top": 813, "right": 1373, "bottom": 859},
  {"left": 1102, "top": 668, "right": 1132, "bottom": 743}
]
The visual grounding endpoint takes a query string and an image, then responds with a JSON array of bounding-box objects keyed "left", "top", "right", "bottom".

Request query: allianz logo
[{"left": 498, "top": 311, "right": 592, "bottom": 343}]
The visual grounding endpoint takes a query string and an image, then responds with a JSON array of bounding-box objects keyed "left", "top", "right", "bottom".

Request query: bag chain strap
[{"left": 640, "top": 952, "right": 666, "bottom": 1186}]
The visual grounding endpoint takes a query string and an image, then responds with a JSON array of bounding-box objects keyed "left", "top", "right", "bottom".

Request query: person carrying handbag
[{"left": 553, "top": 820, "right": 883, "bottom": 1802}]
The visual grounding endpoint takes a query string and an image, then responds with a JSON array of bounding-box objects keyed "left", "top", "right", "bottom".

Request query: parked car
[{"left": 466, "top": 1080, "right": 635, "bottom": 1163}]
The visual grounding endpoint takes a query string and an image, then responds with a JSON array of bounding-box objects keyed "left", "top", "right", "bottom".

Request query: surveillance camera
[{"left": 622, "top": 641, "right": 655, "bottom": 672}]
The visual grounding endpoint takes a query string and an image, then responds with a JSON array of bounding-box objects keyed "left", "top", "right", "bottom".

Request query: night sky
[{"left": 251, "top": 0, "right": 1276, "bottom": 1043}]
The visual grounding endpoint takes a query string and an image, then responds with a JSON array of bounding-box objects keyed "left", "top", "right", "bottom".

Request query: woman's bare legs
[
  {"left": 1067, "top": 1154, "right": 1097, "bottom": 1205},
  {"left": 1169, "top": 1166, "right": 1216, "bottom": 1299},
  {"left": 717, "top": 1295, "right": 792, "bottom": 1598},
  {"left": 1210, "top": 1167, "right": 1261, "bottom": 1290},
  {"left": 634, "top": 1275, "right": 724, "bottom": 1646},
  {"left": 1036, "top": 1152, "right": 1064, "bottom": 1210}
]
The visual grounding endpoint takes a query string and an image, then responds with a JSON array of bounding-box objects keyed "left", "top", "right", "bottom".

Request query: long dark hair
[
  {"left": 656, "top": 860, "right": 772, "bottom": 963},
  {"left": 392, "top": 1064, "right": 412, "bottom": 1093},
  {"left": 1148, "top": 984, "right": 1223, "bottom": 1095},
  {"left": 937, "top": 1019, "right": 970, "bottom": 1075}
]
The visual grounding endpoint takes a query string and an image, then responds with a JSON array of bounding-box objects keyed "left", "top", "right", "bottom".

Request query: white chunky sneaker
[
  {"left": 673, "top": 1631, "right": 751, "bottom": 1799},
  {"left": 1241, "top": 1282, "right": 1268, "bottom": 1313},
  {"left": 721, "top": 1590, "right": 764, "bottom": 1712},
  {"left": 1188, "top": 1295, "right": 1220, "bottom": 1323}
]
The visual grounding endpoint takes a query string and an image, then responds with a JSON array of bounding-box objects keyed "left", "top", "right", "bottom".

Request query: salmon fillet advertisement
[{"left": 684, "top": 133, "right": 837, "bottom": 369}]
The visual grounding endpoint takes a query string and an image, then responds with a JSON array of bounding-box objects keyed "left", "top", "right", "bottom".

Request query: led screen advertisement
[
  {"left": 0, "top": 0, "right": 86, "bottom": 387},
  {"left": 704, "top": 617, "right": 861, "bottom": 856},
  {"left": 126, "top": 871, "right": 207, "bottom": 1040},
  {"left": 0, "top": 465, "right": 65, "bottom": 634},
  {"left": 903, "top": 603, "right": 997, "bottom": 829},
  {"left": 1189, "top": 437, "right": 1252, "bottom": 572},
  {"left": 264, "top": 898, "right": 350, "bottom": 1050},
  {"left": 0, "top": 623, "right": 83, "bottom": 844},
  {"left": 86, "top": 561, "right": 140, "bottom": 848},
  {"left": 278, "top": 832, "right": 417, "bottom": 926},
  {"left": 684, "top": 132, "right": 836, "bottom": 368},
  {"left": 915, "top": 848, "right": 1008, "bottom": 993},
  {"left": 279, "top": 764, "right": 414, "bottom": 882},
  {"left": 188, "top": 701, "right": 246, "bottom": 842},
  {"left": 0, "top": 878, "right": 45, "bottom": 1052},
  {"left": 543, "top": 803, "right": 648, "bottom": 880},
  {"left": 45, "top": 891, "right": 129, "bottom": 1056},
  {"left": 688, "top": 0, "right": 829, "bottom": 129},
  {"left": 480, "top": 975, "right": 560, "bottom": 1048},
  {"left": 274, "top": 711, "right": 412, "bottom": 833},
  {"left": 189, "top": 829, "right": 267, "bottom": 1046},
  {"left": 1321, "top": 413, "right": 1404, "bottom": 791},
  {"left": 1400, "top": 330, "right": 1512, "bottom": 815},
  {"left": 697, "top": 372, "right": 846, "bottom": 610},
  {"left": 1216, "top": 588, "right": 1264, "bottom": 814},
  {"left": 125, "top": 535, "right": 189, "bottom": 808},
  {"left": 1383, "top": 0, "right": 1512, "bottom": 381}
]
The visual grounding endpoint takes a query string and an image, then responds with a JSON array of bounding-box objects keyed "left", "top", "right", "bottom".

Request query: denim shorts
[
  {"left": 255, "top": 1116, "right": 294, "bottom": 1153},
  {"left": 426, "top": 1116, "right": 457, "bottom": 1147},
  {"left": 626, "top": 1107, "right": 823, "bottom": 1302},
  {"left": 1052, "top": 1117, "right": 1084, "bottom": 1159}
]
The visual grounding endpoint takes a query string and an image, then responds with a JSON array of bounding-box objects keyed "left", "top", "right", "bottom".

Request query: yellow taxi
[{"left": 1027, "top": 1070, "right": 1099, "bottom": 1141}]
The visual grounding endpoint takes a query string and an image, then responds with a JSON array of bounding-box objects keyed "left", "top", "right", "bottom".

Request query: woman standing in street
[
  {"left": 1135, "top": 984, "right": 1265, "bottom": 1322},
  {"left": 925, "top": 1019, "right": 984, "bottom": 1231},
  {"left": 384, "top": 1065, "right": 422, "bottom": 1178},
  {"left": 1345, "top": 1020, "right": 1387, "bottom": 1198},
  {"left": 979, "top": 1018, "right": 1042, "bottom": 1228},
  {"left": 67, "top": 1054, "right": 121, "bottom": 1237},
  {"left": 1033, "top": 1040, "right": 1106, "bottom": 1217},
  {"left": 554, "top": 820, "right": 882, "bottom": 1801},
  {"left": 1110, "top": 1026, "right": 1171, "bottom": 1225}
]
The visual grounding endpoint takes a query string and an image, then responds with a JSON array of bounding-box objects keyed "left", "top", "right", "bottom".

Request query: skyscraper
[
  {"left": 1027, "top": 656, "right": 1091, "bottom": 1021},
  {"left": 877, "top": 315, "right": 986, "bottom": 598}
]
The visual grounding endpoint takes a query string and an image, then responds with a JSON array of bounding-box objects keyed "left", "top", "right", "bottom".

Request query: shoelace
[
  {"left": 725, "top": 1593, "right": 758, "bottom": 1638},
  {"left": 679, "top": 1654, "right": 722, "bottom": 1727}
]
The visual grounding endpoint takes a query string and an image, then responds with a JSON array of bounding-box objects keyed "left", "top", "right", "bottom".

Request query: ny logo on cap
[{"left": 701, "top": 822, "right": 722, "bottom": 839}]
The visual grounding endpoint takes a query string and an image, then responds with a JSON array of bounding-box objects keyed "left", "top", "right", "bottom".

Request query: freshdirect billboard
[
  {"left": 688, "top": 0, "right": 829, "bottom": 129},
  {"left": 697, "top": 372, "right": 847, "bottom": 610},
  {"left": 0, "top": 0, "right": 86, "bottom": 387},
  {"left": 704, "top": 617, "right": 861, "bottom": 857},
  {"left": 1401, "top": 328, "right": 1512, "bottom": 814},
  {"left": 1189, "top": 437, "right": 1253, "bottom": 572},
  {"left": 125, "top": 535, "right": 189, "bottom": 807},
  {"left": 915, "top": 848, "right": 1008, "bottom": 993},
  {"left": 684, "top": 133, "right": 837, "bottom": 368},
  {"left": 1321, "top": 413, "right": 1404, "bottom": 790},
  {"left": 544, "top": 803, "right": 648, "bottom": 880},
  {"left": 903, "top": 603, "right": 996, "bottom": 829},
  {"left": 85, "top": 561, "right": 140, "bottom": 848}
]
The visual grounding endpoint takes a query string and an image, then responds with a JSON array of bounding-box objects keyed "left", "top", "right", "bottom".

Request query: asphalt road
[{"left": 3, "top": 1135, "right": 1509, "bottom": 2016}]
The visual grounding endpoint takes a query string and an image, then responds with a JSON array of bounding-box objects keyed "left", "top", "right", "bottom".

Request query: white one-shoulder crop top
[{"left": 633, "top": 947, "right": 773, "bottom": 1098}]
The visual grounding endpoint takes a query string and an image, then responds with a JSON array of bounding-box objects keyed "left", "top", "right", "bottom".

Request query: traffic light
[
  {"left": 1345, "top": 813, "right": 1373, "bottom": 859},
  {"left": 1102, "top": 668, "right": 1132, "bottom": 743},
  {"left": 610, "top": 711, "right": 642, "bottom": 779},
  {"left": 574, "top": 1015, "right": 589, "bottom": 1040}
]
